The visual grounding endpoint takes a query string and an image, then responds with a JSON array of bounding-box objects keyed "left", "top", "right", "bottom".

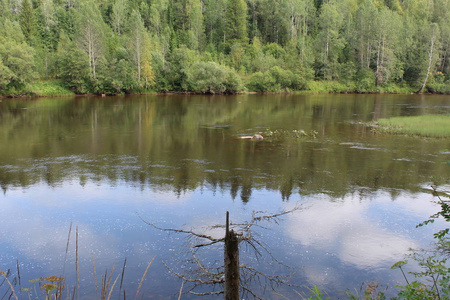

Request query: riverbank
[{"left": 1, "top": 79, "right": 444, "bottom": 98}]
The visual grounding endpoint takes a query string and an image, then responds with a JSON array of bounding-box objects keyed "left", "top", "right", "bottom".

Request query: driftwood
[{"left": 239, "top": 134, "right": 264, "bottom": 141}]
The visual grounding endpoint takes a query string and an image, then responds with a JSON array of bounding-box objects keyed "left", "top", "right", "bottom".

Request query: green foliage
[
  {"left": 305, "top": 286, "right": 330, "bottom": 300},
  {"left": 355, "top": 68, "right": 376, "bottom": 92},
  {"left": 26, "top": 80, "right": 74, "bottom": 96},
  {"left": 225, "top": 0, "right": 248, "bottom": 47},
  {"left": 427, "top": 80, "right": 450, "bottom": 94},
  {"left": 183, "top": 61, "right": 243, "bottom": 94},
  {"left": 0, "top": 0, "right": 449, "bottom": 95},
  {"left": 247, "top": 66, "right": 303, "bottom": 92},
  {"left": 0, "top": 19, "right": 37, "bottom": 93},
  {"left": 98, "top": 58, "right": 137, "bottom": 94},
  {"left": 19, "top": 0, "right": 36, "bottom": 42},
  {"left": 392, "top": 187, "right": 450, "bottom": 300},
  {"left": 305, "top": 80, "right": 354, "bottom": 93},
  {"left": 417, "top": 186, "right": 450, "bottom": 239},
  {"left": 56, "top": 46, "right": 90, "bottom": 94}
]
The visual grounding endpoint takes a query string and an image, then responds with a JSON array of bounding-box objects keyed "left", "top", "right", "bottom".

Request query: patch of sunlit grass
[{"left": 374, "top": 115, "right": 450, "bottom": 138}]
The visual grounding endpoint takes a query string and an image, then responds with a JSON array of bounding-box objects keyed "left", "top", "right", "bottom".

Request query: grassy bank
[
  {"left": 0, "top": 80, "right": 74, "bottom": 97},
  {"left": 304, "top": 81, "right": 416, "bottom": 94},
  {"left": 0, "top": 79, "right": 430, "bottom": 98},
  {"left": 25, "top": 80, "right": 74, "bottom": 96},
  {"left": 373, "top": 115, "right": 450, "bottom": 137}
]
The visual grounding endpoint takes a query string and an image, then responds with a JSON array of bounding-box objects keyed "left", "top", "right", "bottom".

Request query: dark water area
[{"left": 0, "top": 94, "right": 449, "bottom": 299}]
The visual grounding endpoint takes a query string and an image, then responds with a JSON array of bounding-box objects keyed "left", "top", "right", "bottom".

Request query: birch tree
[
  {"left": 76, "top": 1, "right": 106, "bottom": 81},
  {"left": 354, "top": 0, "right": 377, "bottom": 69},
  {"left": 128, "top": 10, "right": 146, "bottom": 86},
  {"left": 141, "top": 36, "right": 155, "bottom": 89},
  {"left": 418, "top": 23, "right": 440, "bottom": 93},
  {"left": 315, "top": 0, "right": 343, "bottom": 79},
  {"left": 374, "top": 7, "right": 402, "bottom": 86},
  {"left": 111, "top": 0, "right": 127, "bottom": 35}
]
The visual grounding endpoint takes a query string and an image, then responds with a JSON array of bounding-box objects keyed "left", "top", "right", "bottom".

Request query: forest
[{"left": 0, "top": 0, "right": 449, "bottom": 95}]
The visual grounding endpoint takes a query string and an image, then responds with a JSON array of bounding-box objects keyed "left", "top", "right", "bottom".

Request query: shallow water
[{"left": 0, "top": 94, "right": 449, "bottom": 299}]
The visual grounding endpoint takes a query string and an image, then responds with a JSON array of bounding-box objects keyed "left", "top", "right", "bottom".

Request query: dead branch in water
[{"left": 140, "top": 205, "right": 301, "bottom": 299}]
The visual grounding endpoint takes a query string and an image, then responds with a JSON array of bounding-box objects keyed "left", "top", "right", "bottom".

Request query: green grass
[
  {"left": 375, "top": 83, "right": 416, "bottom": 94},
  {"left": 305, "top": 80, "right": 356, "bottom": 93},
  {"left": 303, "top": 81, "right": 415, "bottom": 94},
  {"left": 25, "top": 80, "right": 74, "bottom": 96},
  {"left": 374, "top": 115, "right": 450, "bottom": 137}
]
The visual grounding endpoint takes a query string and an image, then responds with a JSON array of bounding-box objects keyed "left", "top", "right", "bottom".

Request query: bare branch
[
  {"left": 190, "top": 290, "right": 224, "bottom": 296},
  {"left": 138, "top": 214, "right": 223, "bottom": 243},
  {"left": 142, "top": 206, "right": 302, "bottom": 299}
]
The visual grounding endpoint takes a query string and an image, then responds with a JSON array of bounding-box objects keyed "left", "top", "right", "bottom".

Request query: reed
[
  {"left": 92, "top": 252, "right": 98, "bottom": 294},
  {"left": 374, "top": 115, "right": 450, "bottom": 138},
  {"left": 62, "top": 222, "right": 72, "bottom": 278},
  {"left": 0, "top": 225, "right": 155, "bottom": 300},
  {"left": 0, "top": 270, "right": 19, "bottom": 300},
  {"left": 75, "top": 226, "right": 79, "bottom": 298},
  {"left": 119, "top": 258, "right": 127, "bottom": 298},
  {"left": 135, "top": 256, "right": 155, "bottom": 299}
]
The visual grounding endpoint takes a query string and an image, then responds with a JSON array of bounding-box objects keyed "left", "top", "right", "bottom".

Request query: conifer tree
[
  {"left": 20, "top": 0, "right": 35, "bottom": 42},
  {"left": 225, "top": 0, "right": 248, "bottom": 46}
]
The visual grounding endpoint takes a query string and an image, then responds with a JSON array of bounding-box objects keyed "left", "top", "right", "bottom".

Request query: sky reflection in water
[{"left": 1, "top": 181, "right": 446, "bottom": 298}]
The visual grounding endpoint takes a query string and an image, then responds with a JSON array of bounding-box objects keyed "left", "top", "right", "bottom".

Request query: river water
[{"left": 0, "top": 94, "right": 449, "bottom": 299}]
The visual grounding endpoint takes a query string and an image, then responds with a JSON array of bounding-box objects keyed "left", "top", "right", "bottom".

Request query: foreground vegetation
[
  {"left": 373, "top": 115, "right": 450, "bottom": 138},
  {"left": 0, "top": 0, "right": 449, "bottom": 96}
]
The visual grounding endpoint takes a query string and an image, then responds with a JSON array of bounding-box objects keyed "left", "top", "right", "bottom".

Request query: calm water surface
[{"left": 0, "top": 94, "right": 449, "bottom": 299}]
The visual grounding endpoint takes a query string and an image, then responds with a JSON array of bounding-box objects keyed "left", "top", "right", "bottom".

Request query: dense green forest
[{"left": 0, "top": 0, "right": 449, "bottom": 95}]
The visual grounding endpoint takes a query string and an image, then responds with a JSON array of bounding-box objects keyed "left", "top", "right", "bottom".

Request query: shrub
[
  {"left": 355, "top": 68, "right": 375, "bottom": 92},
  {"left": 427, "top": 82, "right": 450, "bottom": 94},
  {"left": 246, "top": 67, "right": 303, "bottom": 92},
  {"left": 183, "top": 62, "right": 243, "bottom": 94}
]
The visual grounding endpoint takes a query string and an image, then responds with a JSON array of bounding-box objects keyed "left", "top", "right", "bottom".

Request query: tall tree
[
  {"left": 284, "top": 0, "right": 315, "bottom": 40},
  {"left": 374, "top": 7, "right": 402, "bottom": 86},
  {"left": 128, "top": 9, "right": 146, "bottom": 86},
  {"left": 225, "top": 0, "right": 248, "bottom": 46},
  {"left": 185, "top": 0, "right": 203, "bottom": 49},
  {"left": 19, "top": 0, "right": 36, "bottom": 42},
  {"left": 0, "top": 19, "right": 37, "bottom": 91},
  {"left": 315, "top": 0, "right": 344, "bottom": 79},
  {"left": 76, "top": 0, "right": 107, "bottom": 81},
  {"left": 141, "top": 35, "right": 155, "bottom": 89},
  {"left": 418, "top": 23, "right": 440, "bottom": 93},
  {"left": 203, "top": 0, "right": 226, "bottom": 45},
  {"left": 354, "top": 0, "right": 378, "bottom": 69},
  {"left": 111, "top": 0, "right": 127, "bottom": 35}
]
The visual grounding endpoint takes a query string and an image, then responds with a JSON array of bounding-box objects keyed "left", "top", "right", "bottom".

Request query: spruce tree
[
  {"left": 20, "top": 0, "right": 35, "bottom": 42},
  {"left": 225, "top": 0, "right": 248, "bottom": 46}
]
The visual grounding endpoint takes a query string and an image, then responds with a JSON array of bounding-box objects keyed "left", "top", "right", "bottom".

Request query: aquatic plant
[
  {"left": 372, "top": 115, "right": 450, "bottom": 138},
  {"left": 262, "top": 128, "right": 318, "bottom": 140}
]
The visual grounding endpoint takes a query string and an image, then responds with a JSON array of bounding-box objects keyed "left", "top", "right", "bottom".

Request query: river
[{"left": 0, "top": 93, "right": 449, "bottom": 299}]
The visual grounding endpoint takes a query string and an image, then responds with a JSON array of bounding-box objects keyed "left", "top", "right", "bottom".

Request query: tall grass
[{"left": 375, "top": 115, "right": 450, "bottom": 137}]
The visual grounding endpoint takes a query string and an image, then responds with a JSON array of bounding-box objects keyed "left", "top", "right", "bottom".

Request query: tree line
[{"left": 0, "top": 0, "right": 449, "bottom": 95}]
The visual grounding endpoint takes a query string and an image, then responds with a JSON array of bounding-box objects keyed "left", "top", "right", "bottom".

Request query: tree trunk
[
  {"left": 224, "top": 212, "right": 239, "bottom": 300},
  {"left": 418, "top": 25, "right": 437, "bottom": 94}
]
